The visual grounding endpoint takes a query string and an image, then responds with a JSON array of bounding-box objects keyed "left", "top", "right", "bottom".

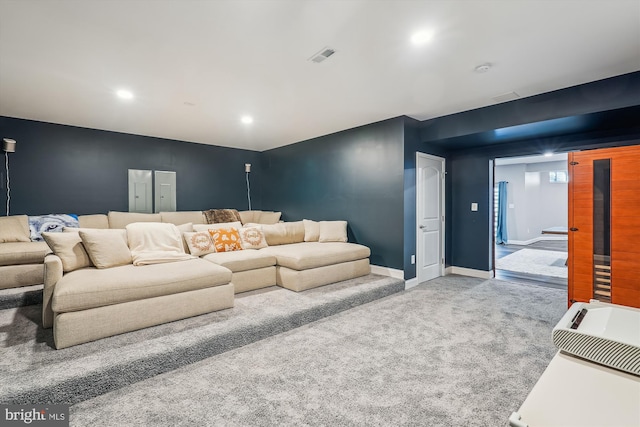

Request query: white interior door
[{"left": 417, "top": 153, "right": 445, "bottom": 283}]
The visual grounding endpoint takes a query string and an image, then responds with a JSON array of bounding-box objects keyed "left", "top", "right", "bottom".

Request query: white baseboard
[
  {"left": 370, "top": 265, "right": 404, "bottom": 280},
  {"left": 445, "top": 266, "right": 494, "bottom": 279},
  {"left": 507, "top": 235, "right": 567, "bottom": 246},
  {"left": 404, "top": 278, "right": 419, "bottom": 290}
]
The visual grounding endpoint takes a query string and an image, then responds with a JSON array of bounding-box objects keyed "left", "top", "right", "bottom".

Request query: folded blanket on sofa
[{"left": 126, "top": 222, "right": 194, "bottom": 266}]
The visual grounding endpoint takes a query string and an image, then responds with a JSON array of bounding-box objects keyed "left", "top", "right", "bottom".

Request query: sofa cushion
[
  {"left": 0, "top": 215, "right": 30, "bottom": 243},
  {"left": 260, "top": 221, "right": 304, "bottom": 246},
  {"left": 202, "top": 250, "right": 276, "bottom": 272},
  {"left": 80, "top": 229, "right": 132, "bottom": 269},
  {"left": 78, "top": 214, "right": 109, "bottom": 229},
  {"left": 42, "top": 231, "right": 92, "bottom": 272},
  {"left": 183, "top": 231, "right": 216, "bottom": 256},
  {"left": 258, "top": 211, "right": 282, "bottom": 224},
  {"left": 0, "top": 241, "right": 51, "bottom": 266},
  {"left": 303, "top": 219, "right": 320, "bottom": 242},
  {"left": 238, "top": 226, "right": 268, "bottom": 250},
  {"left": 108, "top": 211, "right": 161, "bottom": 229},
  {"left": 318, "top": 220, "right": 348, "bottom": 243},
  {"left": 238, "top": 210, "right": 259, "bottom": 225},
  {"left": 259, "top": 242, "right": 370, "bottom": 270},
  {"left": 51, "top": 259, "right": 232, "bottom": 312},
  {"left": 238, "top": 210, "right": 282, "bottom": 225},
  {"left": 160, "top": 211, "right": 205, "bottom": 225}
]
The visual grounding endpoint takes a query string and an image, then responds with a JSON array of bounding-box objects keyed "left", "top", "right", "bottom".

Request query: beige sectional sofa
[
  {"left": 0, "top": 215, "right": 51, "bottom": 290},
  {"left": 2, "top": 210, "right": 371, "bottom": 348}
]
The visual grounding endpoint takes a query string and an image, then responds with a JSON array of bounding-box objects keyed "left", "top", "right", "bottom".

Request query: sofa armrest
[{"left": 42, "top": 254, "right": 63, "bottom": 328}]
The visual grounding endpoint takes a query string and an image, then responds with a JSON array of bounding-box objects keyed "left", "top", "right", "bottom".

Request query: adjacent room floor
[{"left": 495, "top": 240, "right": 568, "bottom": 290}]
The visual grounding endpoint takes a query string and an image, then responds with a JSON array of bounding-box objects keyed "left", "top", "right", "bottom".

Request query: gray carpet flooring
[
  {"left": 64, "top": 276, "right": 566, "bottom": 427},
  {"left": 0, "top": 274, "right": 404, "bottom": 405},
  {"left": 0, "top": 284, "right": 43, "bottom": 310}
]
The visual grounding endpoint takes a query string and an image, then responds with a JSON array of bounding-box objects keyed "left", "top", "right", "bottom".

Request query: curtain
[{"left": 496, "top": 181, "right": 508, "bottom": 245}]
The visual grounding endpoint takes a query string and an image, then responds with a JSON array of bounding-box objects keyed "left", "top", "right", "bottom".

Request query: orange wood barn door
[{"left": 569, "top": 145, "right": 640, "bottom": 309}]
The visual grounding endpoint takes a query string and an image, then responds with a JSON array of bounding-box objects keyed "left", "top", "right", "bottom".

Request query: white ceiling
[{"left": 1, "top": 0, "right": 639, "bottom": 152}]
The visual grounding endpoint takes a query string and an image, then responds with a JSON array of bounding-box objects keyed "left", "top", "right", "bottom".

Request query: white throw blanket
[{"left": 126, "top": 222, "right": 194, "bottom": 266}]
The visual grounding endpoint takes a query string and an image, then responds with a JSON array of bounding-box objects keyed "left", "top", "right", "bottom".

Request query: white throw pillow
[
  {"left": 318, "top": 221, "right": 348, "bottom": 243},
  {"left": 43, "top": 231, "right": 93, "bottom": 272},
  {"left": 303, "top": 219, "right": 320, "bottom": 242},
  {"left": 239, "top": 226, "right": 268, "bottom": 250},
  {"left": 79, "top": 229, "right": 132, "bottom": 268},
  {"left": 183, "top": 231, "right": 216, "bottom": 256},
  {"left": 176, "top": 222, "right": 193, "bottom": 253}
]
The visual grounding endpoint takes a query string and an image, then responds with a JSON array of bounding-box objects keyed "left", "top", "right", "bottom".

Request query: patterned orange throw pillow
[{"left": 209, "top": 227, "right": 243, "bottom": 252}]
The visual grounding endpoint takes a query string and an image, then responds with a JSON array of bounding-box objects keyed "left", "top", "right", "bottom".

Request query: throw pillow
[
  {"left": 176, "top": 222, "right": 193, "bottom": 253},
  {"left": 79, "top": 229, "right": 132, "bottom": 269},
  {"left": 318, "top": 220, "right": 348, "bottom": 243},
  {"left": 42, "top": 231, "right": 93, "bottom": 272},
  {"left": 193, "top": 221, "right": 242, "bottom": 232},
  {"left": 258, "top": 211, "right": 282, "bottom": 224},
  {"left": 183, "top": 231, "right": 216, "bottom": 256},
  {"left": 239, "top": 226, "right": 268, "bottom": 250},
  {"left": 209, "top": 227, "right": 243, "bottom": 252},
  {"left": 203, "top": 209, "right": 242, "bottom": 224},
  {"left": 303, "top": 219, "right": 320, "bottom": 242},
  {"left": 0, "top": 215, "right": 31, "bottom": 243},
  {"left": 29, "top": 214, "right": 80, "bottom": 241}
]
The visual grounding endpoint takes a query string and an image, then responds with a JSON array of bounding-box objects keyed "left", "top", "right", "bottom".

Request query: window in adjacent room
[{"left": 549, "top": 170, "right": 568, "bottom": 183}]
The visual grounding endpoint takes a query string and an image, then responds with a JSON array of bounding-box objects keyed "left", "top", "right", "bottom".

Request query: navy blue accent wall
[
  {"left": 0, "top": 117, "right": 261, "bottom": 215},
  {"left": 262, "top": 118, "right": 405, "bottom": 270}
]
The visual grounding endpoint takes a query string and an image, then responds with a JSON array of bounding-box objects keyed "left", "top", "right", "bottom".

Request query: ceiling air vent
[
  {"left": 309, "top": 47, "right": 336, "bottom": 63},
  {"left": 492, "top": 92, "right": 520, "bottom": 103}
]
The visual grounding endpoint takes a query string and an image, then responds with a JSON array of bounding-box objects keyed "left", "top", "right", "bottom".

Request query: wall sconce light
[{"left": 3, "top": 138, "right": 16, "bottom": 216}]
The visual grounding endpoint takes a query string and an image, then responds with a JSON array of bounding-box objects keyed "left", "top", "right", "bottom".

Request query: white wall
[{"left": 495, "top": 160, "right": 567, "bottom": 243}]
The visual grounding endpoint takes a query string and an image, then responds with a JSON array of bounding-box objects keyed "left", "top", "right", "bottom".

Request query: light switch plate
[{"left": 471, "top": 202, "right": 478, "bottom": 211}]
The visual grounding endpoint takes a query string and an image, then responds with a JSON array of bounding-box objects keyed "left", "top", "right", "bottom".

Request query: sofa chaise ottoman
[
  {"left": 42, "top": 225, "right": 234, "bottom": 349},
  {"left": 201, "top": 250, "right": 277, "bottom": 294},
  {"left": 261, "top": 242, "right": 370, "bottom": 292}
]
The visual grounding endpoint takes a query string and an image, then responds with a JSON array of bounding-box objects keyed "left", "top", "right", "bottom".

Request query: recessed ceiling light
[
  {"left": 544, "top": 152, "right": 554, "bottom": 157},
  {"left": 241, "top": 115, "right": 253, "bottom": 125},
  {"left": 116, "top": 89, "right": 134, "bottom": 100},
  {"left": 411, "top": 30, "right": 434, "bottom": 46}
]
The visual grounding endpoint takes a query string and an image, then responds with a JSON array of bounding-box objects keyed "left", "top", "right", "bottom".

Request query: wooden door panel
[
  {"left": 612, "top": 288, "right": 640, "bottom": 308},
  {"left": 569, "top": 151, "right": 594, "bottom": 304},
  {"left": 569, "top": 145, "right": 640, "bottom": 308}
]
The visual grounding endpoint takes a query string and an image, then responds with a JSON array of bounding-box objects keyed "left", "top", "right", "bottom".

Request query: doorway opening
[{"left": 493, "top": 153, "right": 568, "bottom": 289}]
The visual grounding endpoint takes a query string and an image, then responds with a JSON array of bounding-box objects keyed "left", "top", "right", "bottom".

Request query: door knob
[
  {"left": 570, "top": 227, "right": 578, "bottom": 232},
  {"left": 419, "top": 225, "right": 426, "bottom": 229}
]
